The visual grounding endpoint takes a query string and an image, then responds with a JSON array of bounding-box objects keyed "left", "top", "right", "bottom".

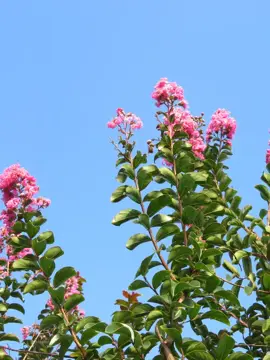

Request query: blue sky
[{"left": 0, "top": 0, "right": 269, "bottom": 338}]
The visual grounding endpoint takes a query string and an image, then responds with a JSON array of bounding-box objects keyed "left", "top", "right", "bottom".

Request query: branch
[
  {"left": 2, "top": 346, "right": 74, "bottom": 359},
  {"left": 155, "top": 325, "right": 175, "bottom": 360},
  {"left": 60, "top": 307, "right": 87, "bottom": 359}
]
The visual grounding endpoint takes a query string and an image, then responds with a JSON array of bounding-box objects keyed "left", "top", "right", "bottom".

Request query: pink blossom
[
  {"left": 47, "top": 297, "right": 55, "bottom": 311},
  {"left": 206, "top": 108, "right": 236, "bottom": 142},
  {"left": 152, "top": 78, "right": 186, "bottom": 107},
  {"left": 21, "top": 326, "right": 30, "bottom": 340},
  {"left": 266, "top": 145, "right": 270, "bottom": 164},
  {"left": 6, "top": 197, "right": 20, "bottom": 210},
  {"left": 162, "top": 159, "right": 173, "bottom": 167},
  {"left": 162, "top": 108, "right": 206, "bottom": 160},
  {"left": 107, "top": 109, "right": 143, "bottom": 135},
  {"left": 35, "top": 197, "right": 51, "bottom": 208},
  {"left": 8, "top": 247, "right": 32, "bottom": 262}
]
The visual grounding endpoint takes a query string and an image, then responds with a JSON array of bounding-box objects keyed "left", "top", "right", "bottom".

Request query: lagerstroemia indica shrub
[{"left": 0, "top": 79, "right": 269, "bottom": 360}]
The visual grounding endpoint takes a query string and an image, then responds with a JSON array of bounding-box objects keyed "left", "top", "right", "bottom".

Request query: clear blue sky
[{"left": 0, "top": 0, "right": 269, "bottom": 333}]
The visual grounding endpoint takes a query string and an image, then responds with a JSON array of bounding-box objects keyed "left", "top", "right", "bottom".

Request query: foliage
[{"left": 0, "top": 78, "right": 269, "bottom": 359}]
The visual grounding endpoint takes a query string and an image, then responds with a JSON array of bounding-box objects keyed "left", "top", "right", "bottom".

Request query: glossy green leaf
[
  {"left": 126, "top": 234, "right": 151, "bottom": 250},
  {"left": 156, "top": 224, "right": 180, "bottom": 241},
  {"left": 40, "top": 257, "right": 55, "bottom": 277},
  {"left": 112, "top": 209, "right": 141, "bottom": 226},
  {"left": 24, "top": 279, "right": 48, "bottom": 294},
  {"left": 216, "top": 333, "right": 235, "bottom": 360},
  {"left": 53, "top": 266, "right": 76, "bottom": 288},
  {"left": 44, "top": 246, "right": 64, "bottom": 259},
  {"left": 37, "top": 231, "right": 55, "bottom": 244},
  {"left": 201, "top": 310, "right": 230, "bottom": 326},
  {"left": 128, "top": 280, "right": 148, "bottom": 290},
  {"left": 147, "top": 195, "right": 172, "bottom": 217},
  {"left": 151, "top": 214, "right": 173, "bottom": 227},
  {"left": 64, "top": 294, "right": 85, "bottom": 312}
]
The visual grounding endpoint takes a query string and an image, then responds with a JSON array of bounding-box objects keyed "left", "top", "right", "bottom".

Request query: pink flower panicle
[
  {"left": 163, "top": 108, "right": 206, "bottom": 160},
  {"left": 107, "top": 108, "right": 143, "bottom": 136},
  {"left": 47, "top": 272, "right": 85, "bottom": 317},
  {"left": 266, "top": 138, "right": 270, "bottom": 164},
  {"left": 152, "top": 78, "right": 187, "bottom": 108},
  {"left": 206, "top": 108, "right": 236, "bottom": 143},
  {"left": 0, "top": 164, "right": 51, "bottom": 260}
]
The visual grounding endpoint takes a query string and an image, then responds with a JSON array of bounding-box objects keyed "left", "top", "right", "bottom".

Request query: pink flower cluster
[
  {"left": 0, "top": 164, "right": 51, "bottom": 260},
  {"left": 152, "top": 78, "right": 188, "bottom": 108},
  {"left": 21, "top": 326, "right": 31, "bottom": 340},
  {"left": 206, "top": 109, "right": 236, "bottom": 143},
  {"left": 164, "top": 108, "right": 206, "bottom": 160},
  {"left": 47, "top": 272, "right": 85, "bottom": 317},
  {"left": 266, "top": 137, "right": 270, "bottom": 164},
  {"left": 107, "top": 108, "right": 143, "bottom": 133}
]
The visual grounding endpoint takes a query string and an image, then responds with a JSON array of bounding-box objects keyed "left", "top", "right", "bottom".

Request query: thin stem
[
  {"left": 130, "top": 155, "right": 176, "bottom": 281},
  {"left": 112, "top": 336, "right": 125, "bottom": 359},
  {"left": 217, "top": 275, "right": 270, "bottom": 294},
  {"left": 22, "top": 331, "right": 42, "bottom": 360},
  {"left": 143, "top": 276, "right": 159, "bottom": 295},
  {"left": 60, "top": 307, "right": 87, "bottom": 359}
]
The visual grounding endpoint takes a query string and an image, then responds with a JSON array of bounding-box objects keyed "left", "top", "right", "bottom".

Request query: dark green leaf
[
  {"left": 201, "top": 310, "right": 230, "bottom": 326},
  {"left": 53, "top": 267, "right": 76, "bottom": 288},
  {"left": 44, "top": 246, "right": 64, "bottom": 259},
  {"left": 129, "top": 280, "right": 148, "bottom": 290},
  {"left": 156, "top": 224, "right": 180, "bottom": 241},
  {"left": 64, "top": 294, "right": 85, "bottom": 312},
  {"left": 147, "top": 195, "right": 172, "bottom": 217},
  {"left": 216, "top": 334, "right": 235, "bottom": 360},
  {"left": 40, "top": 257, "right": 55, "bottom": 277},
  {"left": 24, "top": 279, "right": 48, "bottom": 294},
  {"left": 40, "top": 315, "right": 62, "bottom": 329},
  {"left": 37, "top": 231, "right": 55, "bottom": 244},
  {"left": 126, "top": 234, "right": 151, "bottom": 250},
  {"left": 112, "top": 209, "right": 141, "bottom": 226}
]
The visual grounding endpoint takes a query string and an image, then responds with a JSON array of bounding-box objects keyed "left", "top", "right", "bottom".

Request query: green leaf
[
  {"left": 112, "top": 209, "right": 141, "bottom": 226},
  {"left": 216, "top": 333, "right": 235, "bottom": 360},
  {"left": 126, "top": 186, "right": 141, "bottom": 204},
  {"left": 49, "top": 287, "right": 65, "bottom": 305},
  {"left": 110, "top": 185, "right": 127, "bottom": 203},
  {"left": 53, "top": 267, "right": 76, "bottom": 288},
  {"left": 128, "top": 280, "right": 148, "bottom": 290},
  {"left": 159, "top": 167, "right": 176, "bottom": 185},
  {"left": 188, "top": 171, "right": 209, "bottom": 184},
  {"left": 152, "top": 270, "right": 170, "bottom": 289},
  {"left": 37, "top": 231, "right": 55, "bottom": 244},
  {"left": 147, "top": 195, "right": 172, "bottom": 217},
  {"left": 64, "top": 294, "right": 85, "bottom": 312},
  {"left": 12, "top": 258, "right": 39, "bottom": 271},
  {"left": 244, "top": 286, "right": 253, "bottom": 296},
  {"left": 0, "top": 304, "right": 7, "bottom": 312},
  {"left": 105, "top": 322, "right": 134, "bottom": 341},
  {"left": 201, "top": 310, "right": 230, "bottom": 326},
  {"left": 24, "top": 280, "right": 48, "bottom": 294},
  {"left": 98, "top": 335, "right": 113, "bottom": 346},
  {"left": 226, "top": 353, "right": 253, "bottom": 360},
  {"left": 121, "top": 164, "right": 135, "bottom": 179},
  {"left": 137, "top": 165, "right": 158, "bottom": 190},
  {"left": 223, "top": 260, "right": 240, "bottom": 277},
  {"left": 126, "top": 234, "right": 151, "bottom": 250},
  {"left": 44, "top": 246, "right": 64, "bottom": 259},
  {"left": 156, "top": 224, "right": 180, "bottom": 241},
  {"left": 26, "top": 221, "right": 40, "bottom": 238},
  {"left": 201, "top": 248, "right": 223, "bottom": 259},
  {"left": 168, "top": 245, "right": 192, "bottom": 263},
  {"left": 135, "top": 214, "right": 150, "bottom": 230},
  {"left": 40, "top": 257, "right": 55, "bottom": 277},
  {"left": 262, "top": 273, "right": 270, "bottom": 290},
  {"left": 214, "top": 290, "right": 240, "bottom": 306},
  {"left": 0, "top": 333, "right": 19, "bottom": 342},
  {"left": 204, "top": 223, "right": 226, "bottom": 237},
  {"left": 136, "top": 254, "right": 154, "bottom": 277},
  {"left": 262, "top": 319, "right": 270, "bottom": 333},
  {"left": 8, "top": 303, "right": 25, "bottom": 314},
  {"left": 147, "top": 310, "right": 163, "bottom": 321},
  {"left": 186, "top": 351, "right": 214, "bottom": 360},
  {"left": 255, "top": 184, "right": 270, "bottom": 201},
  {"left": 32, "top": 239, "right": 46, "bottom": 256},
  {"left": 75, "top": 316, "right": 99, "bottom": 332},
  {"left": 40, "top": 315, "right": 62, "bottom": 329},
  {"left": 205, "top": 275, "right": 220, "bottom": 293},
  {"left": 151, "top": 214, "right": 173, "bottom": 227}
]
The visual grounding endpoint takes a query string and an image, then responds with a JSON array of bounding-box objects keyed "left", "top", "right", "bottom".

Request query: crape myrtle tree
[{"left": 0, "top": 78, "right": 268, "bottom": 360}]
